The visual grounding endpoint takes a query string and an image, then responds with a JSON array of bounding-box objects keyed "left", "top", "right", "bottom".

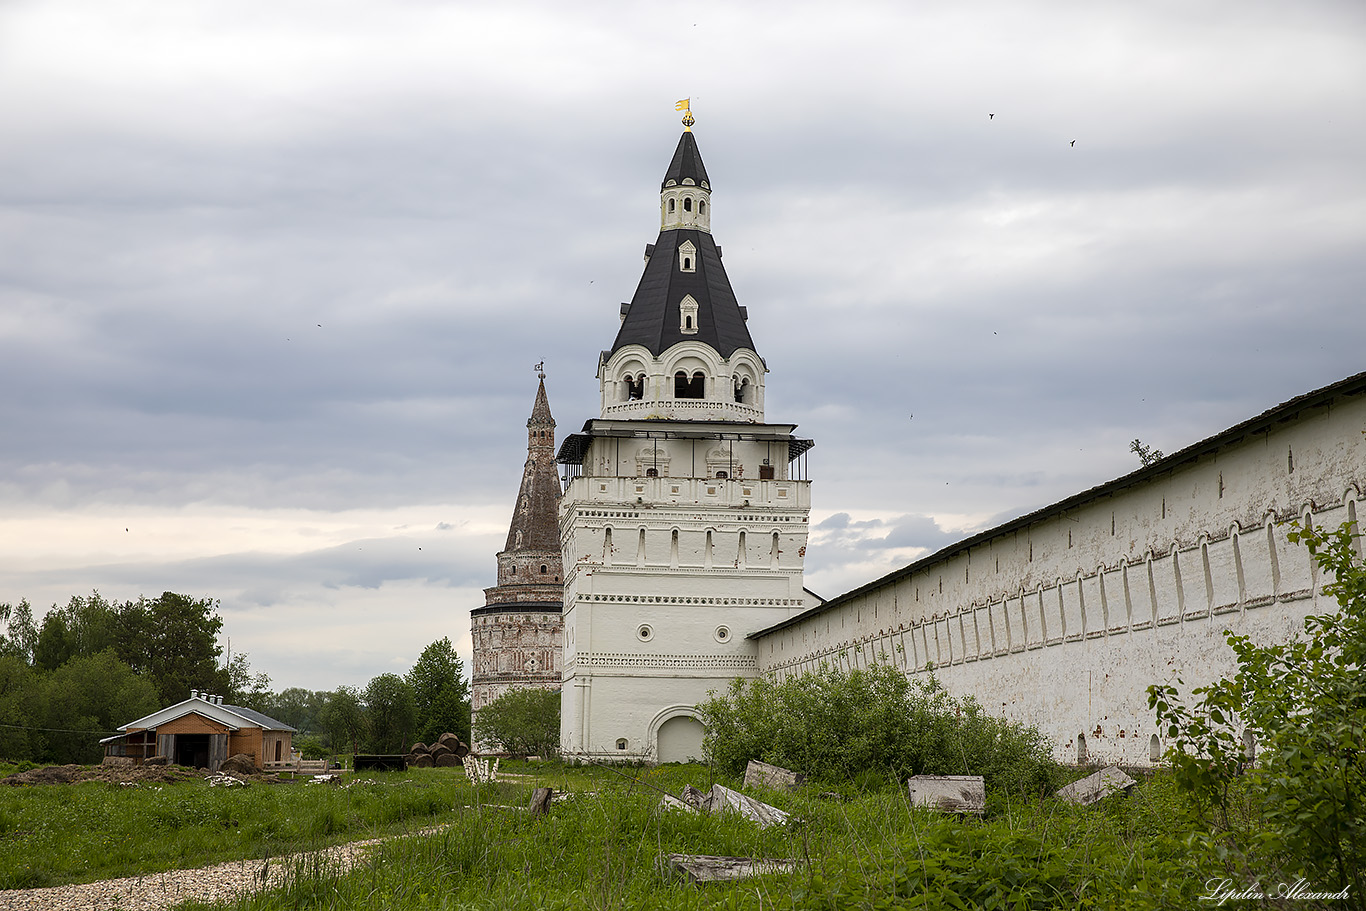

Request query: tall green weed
[{"left": 698, "top": 663, "right": 1060, "bottom": 795}]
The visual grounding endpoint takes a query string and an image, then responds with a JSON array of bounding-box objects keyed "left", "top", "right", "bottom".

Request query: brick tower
[{"left": 470, "top": 369, "right": 564, "bottom": 745}]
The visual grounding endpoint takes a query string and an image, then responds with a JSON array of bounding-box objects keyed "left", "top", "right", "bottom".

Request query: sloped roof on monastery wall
[{"left": 752, "top": 369, "right": 1366, "bottom": 639}]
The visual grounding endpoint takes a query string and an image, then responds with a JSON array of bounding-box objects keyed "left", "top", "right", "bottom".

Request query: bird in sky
[
  {"left": 989, "top": 113, "right": 994, "bottom": 120},
  {"left": 1070, "top": 140, "right": 1076, "bottom": 147}
]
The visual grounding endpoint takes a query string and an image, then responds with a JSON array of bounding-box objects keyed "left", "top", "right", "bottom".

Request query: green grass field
[{"left": 0, "top": 760, "right": 1218, "bottom": 910}]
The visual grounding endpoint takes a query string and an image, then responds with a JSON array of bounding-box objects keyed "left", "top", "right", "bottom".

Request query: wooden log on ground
[
  {"left": 743, "top": 760, "right": 806, "bottom": 791},
  {"left": 661, "top": 854, "right": 797, "bottom": 884},
  {"left": 529, "top": 787, "right": 554, "bottom": 817}
]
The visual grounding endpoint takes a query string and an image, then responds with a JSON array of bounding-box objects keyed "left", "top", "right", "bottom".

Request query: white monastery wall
[{"left": 756, "top": 385, "right": 1365, "bottom": 766}]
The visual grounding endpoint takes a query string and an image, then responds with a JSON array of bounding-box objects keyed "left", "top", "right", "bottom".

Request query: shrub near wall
[{"left": 699, "top": 663, "right": 1060, "bottom": 794}]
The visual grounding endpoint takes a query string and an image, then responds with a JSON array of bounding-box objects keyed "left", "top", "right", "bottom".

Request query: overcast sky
[{"left": 2, "top": 0, "right": 1362, "bottom": 694}]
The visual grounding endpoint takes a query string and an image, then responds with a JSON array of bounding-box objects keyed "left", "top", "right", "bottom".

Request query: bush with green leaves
[
  {"left": 698, "top": 662, "right": 1059, "bottom": 794},
  {"left": 1150, "top": 519, "right": 1364, "bottom": 908},
  {"left": 472, "top": 686, "right": 561, "bottom": 758}
]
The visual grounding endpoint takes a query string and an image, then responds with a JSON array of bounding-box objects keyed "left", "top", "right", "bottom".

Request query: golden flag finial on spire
[{"left": 675, "top": 98, "right": 694, "bottom": 131}]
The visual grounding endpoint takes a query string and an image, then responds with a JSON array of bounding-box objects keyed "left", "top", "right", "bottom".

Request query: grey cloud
[{"left": 2, "top": 0, "right": 1362, "bottom": 689}]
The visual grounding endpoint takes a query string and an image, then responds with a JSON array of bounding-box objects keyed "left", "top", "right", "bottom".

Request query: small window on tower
[
  {"left": 678, "top": 241, "right": 696, "bottom": 273},
  {"left": 540, "top": 564, "right": 547, "bottom": 574},
  {"left": 683, "top": 197, "right": 692, "bottom": 212},
  {"left": 699, "top": 200, "right": 706, "bottom": 214},
  {"left": 646, "top": 467, "right": 658, "bottom": 477},
  {"left": 674, "top": 370, "right": 705, "bottom": 398},
  {"left": 626, "top": 374, "right": 644, "bottom": 400},
  {"left": 679, "top": 293, "right": 699, "bottom": 334}
]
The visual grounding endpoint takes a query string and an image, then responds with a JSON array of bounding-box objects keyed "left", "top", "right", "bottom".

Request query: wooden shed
[{"left": 103, "top": 689, "right": 296, "bottom": 772}]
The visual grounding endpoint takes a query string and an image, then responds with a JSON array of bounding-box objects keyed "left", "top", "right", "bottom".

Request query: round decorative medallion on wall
[
  {"left": 714, "top": 625, "right": 731, "bottom": 643},
  {"left": 526, "top": 657, "right": 539, "bottom": 672},
  {"left": 636, "top": 623, "right": 654, "bottom": 642}
]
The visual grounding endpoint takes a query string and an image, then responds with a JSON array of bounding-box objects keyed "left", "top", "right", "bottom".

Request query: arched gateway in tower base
[{"left": 555, "top": 122, "right": 817, "bottom": 762}]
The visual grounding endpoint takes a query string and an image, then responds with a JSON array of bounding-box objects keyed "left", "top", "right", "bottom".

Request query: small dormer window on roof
[
  {"left": 678, "top": 240, "right": 696, "bottom": 273},
  {"left": 679, "top": 294, "right": 699, "bottom": 335}
]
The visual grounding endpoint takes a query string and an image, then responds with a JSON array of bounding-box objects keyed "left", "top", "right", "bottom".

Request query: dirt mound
[
  {"left": 218, "top": 753, "right": 257, "bottom": 776},
  {"left": 4, "top": 763, "right": 211, "bottom": 786}
]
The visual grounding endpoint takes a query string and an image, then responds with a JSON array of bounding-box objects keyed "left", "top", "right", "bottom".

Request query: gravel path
[{"left": 0, "top": 828, "right": 441, "bottom": 911}]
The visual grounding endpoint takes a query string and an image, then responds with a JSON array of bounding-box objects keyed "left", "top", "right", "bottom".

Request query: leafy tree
[
  {"left": 33, "top": 612, "right": 76, "bottom": 671},
  {"left": 223, "top": 652, "right": 272, "bottom": 710},
  {"left": 700, "top": 663, "right": 1058, "bottom": 793},
  {"left": 472, "top": 687, "right": 560, "bottom": 759},
  {"left": 0, "top": 655, "right": 38, "bottom": 759},
  {"left": 406, "top": 637, "right": 471, "bottom": 744},
  {"left": 118, "top": 592, "right": 225, "bottom": 704},
  {"left": 1150, "top": 519, "right": 1364, "bottom": 908},
  {"left": 320, "top": 686, "right": 367, "bottom": 755},
  {"left": 0, "top": 600, "right": 38, "bottom": 663},
  {"left": 261, "top": 687, "right": 329, "bottom": 736},
  {"left": 38, "top": 651, "right": 160, "bottom": 764},
  {"left": 31, "top": 593, "right": 122, "bottom": 671},
  {"left": 363, "top": 673, "right": 416, "bottom": 753}
]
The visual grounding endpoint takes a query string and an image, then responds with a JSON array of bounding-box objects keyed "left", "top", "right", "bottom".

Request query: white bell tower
[{"left": 557, "top": 108, "right": 816, "bottom": 763}]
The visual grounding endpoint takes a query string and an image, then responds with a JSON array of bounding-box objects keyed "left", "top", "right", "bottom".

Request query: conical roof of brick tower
[
  {"left": 503, "top": 377, "right": 561, "bottom": 553},
  {"left": 529, "top": 375, "right": 553, "bottom": 425}
]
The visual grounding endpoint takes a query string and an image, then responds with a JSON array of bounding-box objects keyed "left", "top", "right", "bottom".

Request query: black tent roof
[
  {"left": 609, "top": 228, "right": 755, "bottom": 358},
  {"left": 661, "top": 130, "right": 710, "bottom": 189}
]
